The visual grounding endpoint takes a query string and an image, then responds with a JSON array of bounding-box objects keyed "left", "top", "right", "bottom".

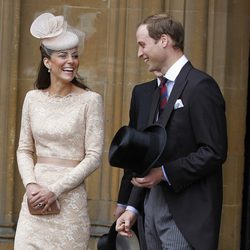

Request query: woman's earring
[{"left": 48, "top": 68, "right": 50, "bottom": 73}]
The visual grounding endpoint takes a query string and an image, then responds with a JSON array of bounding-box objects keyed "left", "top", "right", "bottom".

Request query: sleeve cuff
[
  {"left": 126, "top": 205, "right": 139, "bottom": 215},
  {"left": 162, "top": 165, "right": 171, "bottom": 185},
  {"left": 23, "top": 178, "right": 37, "bottom": 188},
  {"left": 47, "top": 185, "right": 60, "bottom": 198},
  {"left": 117, "top": 203, "right": 127, "bottom": 208}
]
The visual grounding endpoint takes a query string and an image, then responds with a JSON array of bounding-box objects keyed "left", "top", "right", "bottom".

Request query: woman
[{"left": 14, "top": 13, "right": 104, "bottom": 249}]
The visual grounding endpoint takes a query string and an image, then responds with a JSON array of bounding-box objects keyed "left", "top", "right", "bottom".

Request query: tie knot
[{"left": 159, "top": 77, "right": 168, "bottom": 87}]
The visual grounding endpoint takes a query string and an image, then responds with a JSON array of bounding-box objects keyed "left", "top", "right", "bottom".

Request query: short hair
[{"left": 140, "top": 13, "right": 184, "bottom": 51}]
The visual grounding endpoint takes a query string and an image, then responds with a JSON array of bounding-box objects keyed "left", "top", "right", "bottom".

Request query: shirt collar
[{"left": 164, "top": 55, "right": 188, "bottom": 82}]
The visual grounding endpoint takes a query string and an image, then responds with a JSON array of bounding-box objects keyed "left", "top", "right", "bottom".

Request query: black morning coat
[{"left": 117, "top": 61, "right": 228, "bottom": 250}]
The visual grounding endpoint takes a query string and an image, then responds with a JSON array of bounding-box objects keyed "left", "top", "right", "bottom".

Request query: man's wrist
[
  {"left": 126, "top": 205, "right": 139, "bottom": 215},
  {"left": 117, "top": 203, "right": 127, "bottom": 208}
]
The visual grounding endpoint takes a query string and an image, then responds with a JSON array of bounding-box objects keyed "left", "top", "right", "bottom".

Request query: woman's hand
[
  {"left": 26, "top": 183, "right": 41, "bottom": 200},
  {"left": 27, "top": 183, "right": 57, "bottom": 213}
]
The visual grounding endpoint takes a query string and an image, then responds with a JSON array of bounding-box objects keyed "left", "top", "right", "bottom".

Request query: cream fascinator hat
[{"left": 30, "top": 12, "right": 85, "bottom": 51}]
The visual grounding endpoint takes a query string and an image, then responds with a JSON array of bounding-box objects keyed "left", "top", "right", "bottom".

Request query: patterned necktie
[{"left": 159, "top": 77, "right": 168, "bottom": 114}]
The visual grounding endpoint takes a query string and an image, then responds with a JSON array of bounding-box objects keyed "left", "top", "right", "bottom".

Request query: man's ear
[
  {"left": 43, "top": 57, "right": 51, "bottom": 70},
  {"left": 161, "top": 34, "right": 172, "bottom": 48}
]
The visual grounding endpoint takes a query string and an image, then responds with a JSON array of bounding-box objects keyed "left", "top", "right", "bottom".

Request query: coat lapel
[{"left": 157, "top": 61, "right": 193, "bottom": 127}]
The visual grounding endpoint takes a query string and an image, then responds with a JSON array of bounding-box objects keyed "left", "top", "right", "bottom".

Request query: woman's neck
[{"left": 48, "top": 82, "right": 74, "bottom": 97}]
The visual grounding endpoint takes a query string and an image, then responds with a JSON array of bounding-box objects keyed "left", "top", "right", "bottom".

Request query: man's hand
[
  {"left": 131, "top": 167, "right": 164, "bottom": 188},
  {"left": 116, "top": 210, "right": 137, "bottom": 237}
]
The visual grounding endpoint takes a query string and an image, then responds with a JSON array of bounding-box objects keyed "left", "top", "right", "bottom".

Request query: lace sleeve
[
  {"left": 16, "top": 92, "right": 36, "bottom": 187},
  {"left": 48, "top": 94, "right": 104, "bottom": 197}
]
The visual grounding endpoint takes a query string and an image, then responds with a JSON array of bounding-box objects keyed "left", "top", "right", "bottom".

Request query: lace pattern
[{"left": 14, "top": 89, "right": 104, "bottom": 249}]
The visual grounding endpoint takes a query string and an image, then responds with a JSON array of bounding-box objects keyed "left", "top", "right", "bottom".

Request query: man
[{"left": 115, "top": 13, "right": 227, "bottom": 250}]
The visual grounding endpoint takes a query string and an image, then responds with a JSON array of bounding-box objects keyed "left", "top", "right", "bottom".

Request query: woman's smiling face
[{"left": 44, "top": 47, "right": 79, "bottom": 83}]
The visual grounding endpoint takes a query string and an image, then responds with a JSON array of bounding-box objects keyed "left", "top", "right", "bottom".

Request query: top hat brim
[
  {"left": 97, "top": 221, "right": 117, "bottom": 250},
  {"left": 97, "top": 221, "right": 140, "bottom": 250},
  {"left": 109, "top": 124, "right": 167, "bottom": 176},
  {"left": 140, "top": 124, "right": 167, "bottom": 176}
]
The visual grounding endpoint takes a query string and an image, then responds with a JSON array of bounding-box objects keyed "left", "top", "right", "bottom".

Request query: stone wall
[{"left": 0, "top": 1, "right": 249, "bottom": 249}]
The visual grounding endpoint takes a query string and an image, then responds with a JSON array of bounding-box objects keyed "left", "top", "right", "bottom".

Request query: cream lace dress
[{"left": 14, "top": 89, "right": 104, "bottom": 250}]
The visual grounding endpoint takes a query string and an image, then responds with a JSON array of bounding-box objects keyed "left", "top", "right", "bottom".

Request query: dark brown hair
[
  {"left": 34, "top": 45, "right": 88, "bottom": 90},
  {"left": 140, "top": 13, "right": 184, "bottom": 51}
]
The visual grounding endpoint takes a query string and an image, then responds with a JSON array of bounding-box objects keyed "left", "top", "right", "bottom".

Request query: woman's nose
[{"left": 67, "top": 55, "right": 73, "bottom": 63}]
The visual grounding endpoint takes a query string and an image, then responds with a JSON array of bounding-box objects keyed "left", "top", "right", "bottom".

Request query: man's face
[{"left": 136, "top": 24, "right": 165, "bottom": 73}]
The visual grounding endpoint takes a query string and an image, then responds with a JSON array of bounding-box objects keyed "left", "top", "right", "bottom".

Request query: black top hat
[
  {"left": 97, "top": 221, "right": 140, "bottom": 250},
  {"left": 109, "top": 124, "right": 167, "bottom": 176}
]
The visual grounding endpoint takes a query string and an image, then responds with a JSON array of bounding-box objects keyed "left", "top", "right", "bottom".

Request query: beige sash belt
[{"left": 37, "top": 156, "right": 80, "bottom": 167}]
